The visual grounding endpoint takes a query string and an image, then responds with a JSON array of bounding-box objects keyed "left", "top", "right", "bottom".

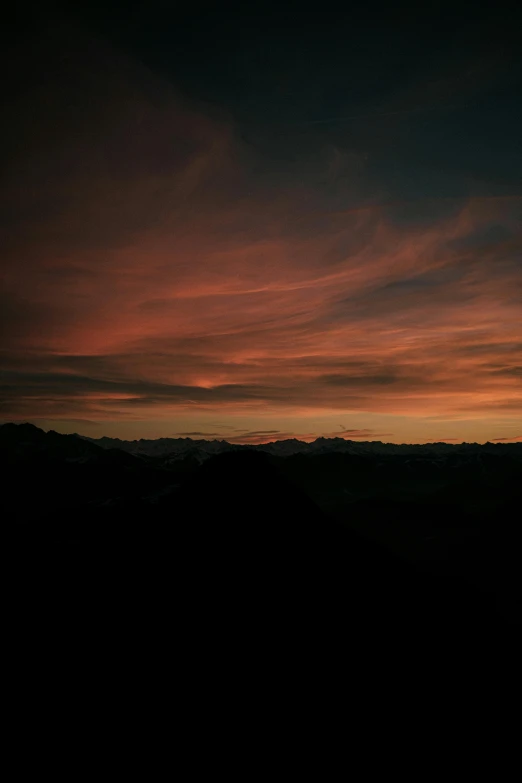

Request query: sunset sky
[{"left": 1, "top": 1, "right": 521, "bottom": 444}]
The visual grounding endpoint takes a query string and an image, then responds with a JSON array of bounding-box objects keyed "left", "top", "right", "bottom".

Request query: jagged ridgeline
[{"left": 3, "top": 422, "right": 522, "bottom": 630}]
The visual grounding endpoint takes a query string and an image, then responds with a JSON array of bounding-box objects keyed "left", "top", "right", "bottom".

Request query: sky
[{"left": 1, "top": 1, "right": 521, "bottom": 444}]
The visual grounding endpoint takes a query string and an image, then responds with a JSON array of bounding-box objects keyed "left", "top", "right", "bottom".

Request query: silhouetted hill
[
  {"left": 1, "top": 421, "right": 101, "bottom": 460},
  {"left": 162, "top": 450, "right": 503, "bottom": 634},
  {"left": 3, "top": 422, "right": 521, "bottom": 635}
]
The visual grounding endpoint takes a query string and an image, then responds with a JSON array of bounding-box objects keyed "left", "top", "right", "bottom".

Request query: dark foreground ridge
[{"left": 4, "top": 422, "right": 521, "bottom": 642}]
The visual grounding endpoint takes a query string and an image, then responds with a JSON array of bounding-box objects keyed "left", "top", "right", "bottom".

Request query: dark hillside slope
[{"left": 3, "top": 423, "right": 515, "bottom": 651}]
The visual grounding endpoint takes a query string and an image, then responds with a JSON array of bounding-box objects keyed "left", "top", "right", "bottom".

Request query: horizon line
[{"left": 2, "top": 422, "right": 521, "bottom": 446}]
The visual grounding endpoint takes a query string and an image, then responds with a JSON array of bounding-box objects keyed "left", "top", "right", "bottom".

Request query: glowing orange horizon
[{"left": 2, "top": 33, "right": 521, "bottom": 445}]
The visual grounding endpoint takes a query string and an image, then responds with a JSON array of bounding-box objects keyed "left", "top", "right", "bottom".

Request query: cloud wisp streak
[{"left": 1, "top": 26, "right": 521, "bottom": 442}]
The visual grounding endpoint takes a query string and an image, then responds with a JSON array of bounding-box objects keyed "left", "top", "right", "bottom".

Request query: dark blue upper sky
[
  {"left": 6, "top": 0, "right": 522, "bottom": 204},
  {"left": 72, "top": 2, "right": 522, "bottom": 201}
]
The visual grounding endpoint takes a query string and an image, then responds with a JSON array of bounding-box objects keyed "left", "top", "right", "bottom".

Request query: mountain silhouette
[
  {"left": 81, "top": 431, "right": 522, "bottom": 458},
  {"left": 3, "top": 422, "right": 520, "bottom": 640}
]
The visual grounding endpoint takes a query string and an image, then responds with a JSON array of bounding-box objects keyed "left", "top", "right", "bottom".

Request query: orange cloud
[{"left": 1, "top": 26, "right": 521, "bottom": 442}]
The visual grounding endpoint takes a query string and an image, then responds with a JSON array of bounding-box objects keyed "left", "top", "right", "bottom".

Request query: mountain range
[
  {"left": 4, "top": 421, "right": 521, "bottom": 639},
  {"left": 80, "top": 431, "right": 522, "bottom": 459}
]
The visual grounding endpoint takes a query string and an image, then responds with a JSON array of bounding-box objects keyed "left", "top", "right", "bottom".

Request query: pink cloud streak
[{"left": 1, "top": 28, "right": 521, "bottom": 440}]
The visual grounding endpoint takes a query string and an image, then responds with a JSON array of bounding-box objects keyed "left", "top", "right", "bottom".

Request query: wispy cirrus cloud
[{"left": 1, "top": 24, "right": 521, "bottom": 443}]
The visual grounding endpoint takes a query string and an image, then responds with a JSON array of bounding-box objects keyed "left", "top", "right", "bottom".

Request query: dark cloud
[
  {"left": 28, "top": 418, "right": 102, "bottom": 427},
  {"left": 320, "top": 429, "right": 394, "bottom": 439},
  {"left": 174, "top": 432, "right": 221, "bottom": 437},
  {"left": 224, "top": 431, "right": 294, "bottom": 444},
  {"left": 321, "top": 373, "right": 402, "bottom": 388},
  {"left": 237, "top": 430, "right": 280, "bottom": 436},
  {"left": 486, "top": 366, "right": 522, "bottom": 377}
]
